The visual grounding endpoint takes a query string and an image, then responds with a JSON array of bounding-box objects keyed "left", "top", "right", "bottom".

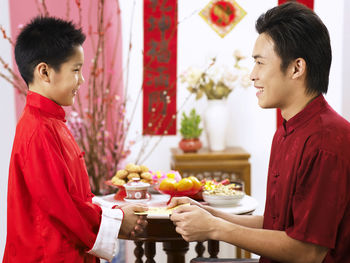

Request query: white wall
[
  {"left": 0, "top": 0, "right": 16, "bottom": 259},
  {"left": 341, "top": 0, "right": 350, "bottom": 121}
]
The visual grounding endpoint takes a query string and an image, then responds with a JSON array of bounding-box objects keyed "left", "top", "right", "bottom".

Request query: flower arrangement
[{"left": 180, "top": 50, "right": 251, "bottom": 100}]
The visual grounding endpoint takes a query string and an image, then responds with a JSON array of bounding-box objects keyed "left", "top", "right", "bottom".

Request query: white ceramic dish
[
  {"left": 202, "top": 192, "right": 245, "bottom": 207},
  {"left": 124, "top": 196, "right": 150, "bottom": 203}
]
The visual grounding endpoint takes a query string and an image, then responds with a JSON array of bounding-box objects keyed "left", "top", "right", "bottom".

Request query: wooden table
[
  {"left": 95, "top": 194, "right": 258, "bottom": 263},
  {"left": 171, "top": 147, "right": 252, "bottom": 258}
]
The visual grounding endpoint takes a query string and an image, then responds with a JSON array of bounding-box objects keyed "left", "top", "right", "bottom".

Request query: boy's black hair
[
  {"left": 15, "top": 16, "right": 86, "bottom": 85},
  {"left": 256, "top": 2, "right": 332, "bottom": 95}
]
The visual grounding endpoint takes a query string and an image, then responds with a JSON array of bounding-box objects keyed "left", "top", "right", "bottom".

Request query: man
[{"left": 169, "top": 2, "right": 350, "bottom": 262}]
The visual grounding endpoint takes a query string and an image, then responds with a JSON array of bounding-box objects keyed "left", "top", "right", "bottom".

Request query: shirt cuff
[{"left": 88, "top": 206, "right": 124, "bottom": 261}]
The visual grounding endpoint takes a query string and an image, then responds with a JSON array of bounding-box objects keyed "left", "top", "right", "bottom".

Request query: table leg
[
  {"left": 208, "top": 240, "right": 219, "bottom": 258},
  {"left": 145, "top": 241, "right": 156, "bottom": 263},
  {"left": 163, "top": 240, "right": 189, "bottom": 263},
  {"left": 195, "top": 242, "right": 205, "bottom": 257},
  {"left": 134, "top": 241, "right": 144, "bottom": 263}
]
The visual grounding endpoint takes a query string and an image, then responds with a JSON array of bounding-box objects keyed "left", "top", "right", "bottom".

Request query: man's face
[
  {"left": 48, "top": 45, "right": 85, "bottom": 106},
  {"left": 250, "top": 33, "right": 293, "bottom": 110}
]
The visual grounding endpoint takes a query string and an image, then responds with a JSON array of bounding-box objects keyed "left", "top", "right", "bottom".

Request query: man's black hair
[
  {"left": 15, "top": 16, "right": 86, "bottom": 85},
  {"left": 256, "top": 2, "right": 332, "bottom": 95}
]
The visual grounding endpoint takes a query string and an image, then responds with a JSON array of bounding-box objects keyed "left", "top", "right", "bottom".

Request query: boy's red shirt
[{"left": 4, "top": 91, "right": 101, "bottom": 263}]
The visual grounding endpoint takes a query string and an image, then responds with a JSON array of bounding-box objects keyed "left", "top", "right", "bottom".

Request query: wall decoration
[
  {"left": 200, "top": 0, "right": 246, "bottom": 38},
  {"left": 143, "top": 0, "right": 177, "bottom": 135}
]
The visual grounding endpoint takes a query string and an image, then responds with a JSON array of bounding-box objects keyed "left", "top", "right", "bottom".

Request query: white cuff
[{"left": 88, "top": 206, "right": 124, "bottom": 261}]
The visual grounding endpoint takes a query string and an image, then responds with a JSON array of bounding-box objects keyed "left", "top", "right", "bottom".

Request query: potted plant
[{"left": 179, "top": 109, "right": 203, "bottom": 153}]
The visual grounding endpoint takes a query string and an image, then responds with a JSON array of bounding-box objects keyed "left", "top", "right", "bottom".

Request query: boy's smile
[{"left": 47, "top": 45, "right": 85, "bottom": 106}]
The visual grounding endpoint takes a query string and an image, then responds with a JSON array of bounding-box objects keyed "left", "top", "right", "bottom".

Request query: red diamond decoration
[{"left": 200, "top": 0, "right": 247, "bottom": 38}]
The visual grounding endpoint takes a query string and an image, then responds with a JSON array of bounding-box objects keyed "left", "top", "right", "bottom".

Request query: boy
[
  {"left": 3, "top": 16, "right": 147, "bottom": 263},
  {"left": 169, "top": 2, "right": 350, "bottom": 262}
]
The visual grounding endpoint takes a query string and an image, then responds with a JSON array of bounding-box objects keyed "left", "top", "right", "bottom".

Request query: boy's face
[
  {"left": 48, "top": 45, "right": 84, "bottom": 106},
  {"left": 250, "top": 33, "right": 294, "bottom": 110}
]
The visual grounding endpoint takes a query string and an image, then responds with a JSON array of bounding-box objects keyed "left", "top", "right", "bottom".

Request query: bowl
[
  {"left": 155, "top": 186, "right": 201, "bottom": 198},
  {"left": 124, "top": 178, "right": 150, "bottom": 201},
  {"left": 202, "top": 191, "right": 244, "bottom": 207}
]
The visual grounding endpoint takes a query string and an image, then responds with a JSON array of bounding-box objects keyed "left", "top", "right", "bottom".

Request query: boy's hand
[{"left": 118, "top": 204, "right": 148, "bottom": 238}]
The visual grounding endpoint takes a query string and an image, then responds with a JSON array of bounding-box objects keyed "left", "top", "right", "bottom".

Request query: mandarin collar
[
  {"left": 282, "top": 94, "right": 326, "bottom": 136},
  {"left": 26, "top": 90, "right": 66, "bottom": 121}
]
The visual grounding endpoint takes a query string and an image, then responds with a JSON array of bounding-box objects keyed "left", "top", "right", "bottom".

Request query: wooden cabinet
[{"left": 171, "top": 147, "right": 251, "bottom": 195}]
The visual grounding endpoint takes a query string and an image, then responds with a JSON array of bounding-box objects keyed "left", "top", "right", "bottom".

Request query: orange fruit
[
  {"left": 159, "top": 178, "right": 177, "bottom": 191},
  {"left": 188, "top": 176, "right": 202, "bottom": 191},
  {"left": 176, "top": 178, "right": 193, "bottom": 192}
]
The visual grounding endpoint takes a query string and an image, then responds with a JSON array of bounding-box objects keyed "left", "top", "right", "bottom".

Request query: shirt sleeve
[
  {"left": 286, "top": 148, "right": 349, "bottom": 248},
  {"left": 88, "top": 206, "right": 124, "bottom": 261},
  {"left": 22, "top": 125, "right": 116, "bottom": 257}
]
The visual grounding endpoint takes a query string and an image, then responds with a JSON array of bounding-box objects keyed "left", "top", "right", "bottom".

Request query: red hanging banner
[
  {"left": 276, "top": 0, "right": 314, "bottom": 127},
  {"left": 278, "top": 0, "right": 314, "bottom": 9},
  {"left": 143, "top": 0, "right": 177, "bottom": 135}
]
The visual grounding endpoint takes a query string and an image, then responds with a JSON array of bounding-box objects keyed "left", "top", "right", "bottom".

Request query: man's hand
[
  {"left": 118, "top": 204, "right": 148, "bottom": 238},
  {"left": 167, "top": 196, "right": 202, "bottom": 209},
  {"left": 170, "top": 204, "right": 218, "bottom": 242}
]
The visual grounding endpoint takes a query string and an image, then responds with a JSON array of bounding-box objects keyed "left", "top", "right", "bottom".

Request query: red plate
[
  {"left": 105, "top": 180, "right": 126, "bottom": 201},
  {"left": 155, "top": 186, "right": 202, "bottom": 198}
]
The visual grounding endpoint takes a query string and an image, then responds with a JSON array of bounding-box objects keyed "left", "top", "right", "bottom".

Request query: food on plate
[
  {"left": 127, "top": 172, "right": 140, "bottom": 180},
  {"left": 140, "top": 165, "right": 149, "bottom": 173},
  {"left": 125, "top": 163, "right": 142, "bottom": 173},
  {"left": 187, "top": 176, "right": 202, "bottom": 191},
  {"left": 203, "top": 179, "right": 244, "bottom": 196},
  {"left": 176, "top": 178, "right": 193, "bottom": 191},
  {"left": 115, "top": 169, "right": 128, "bottom": 179},
  {"left": 111, "top": 177, "right": 125, "bottom": 186},
  {"left": 159, "top": 178, "right": 177, "bottom": 191},
  {"left": 140, "top": 172, "right": 152, "bottom": 181},
  {"left": 110, "top": 163, "right": 153, "bottom": 186},
  {"left": 156, "top": 171, "right": 203, "bottom": 196}
]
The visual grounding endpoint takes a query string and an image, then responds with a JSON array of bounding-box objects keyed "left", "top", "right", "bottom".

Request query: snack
[
  {"left": 110, "top": 163, "right": 153, "bottom": 186},
  {"left": 111, "top": 177, "right": 125, "bottom": 186},
  {"left": 125, "top": 163, "right": 142, "bottom": 173},
  {"left": 127, "top": 172, "right": 140, "bottom": 180},
  {"left": 157, "top": 172, "right": 203, "bottom": 194},
  {"left": 115, "top": 169, "right": 128, "bottom": 179},
  {"left": 203, "top": 181, "right": 244, "bottom": 196}
]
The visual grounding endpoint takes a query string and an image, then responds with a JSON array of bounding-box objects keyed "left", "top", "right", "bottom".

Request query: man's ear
[
  {"left": 35, "top": 62, "right": 51, "bottom": 83},
  {"left": 291, "top": 58, "right": 306, "bottom": 79}
]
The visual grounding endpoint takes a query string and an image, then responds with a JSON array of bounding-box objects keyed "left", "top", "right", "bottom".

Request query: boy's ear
[
  {"left": 35, "top": 62, "right": 51, "bottom": 83},
  {"left": 291, "top": 58, "right": 306, "bottom": 80}
]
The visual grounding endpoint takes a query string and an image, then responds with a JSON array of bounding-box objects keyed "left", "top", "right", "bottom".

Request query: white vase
[{"left": 204, "top": 99, "right": 229, "bottom": 151}]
